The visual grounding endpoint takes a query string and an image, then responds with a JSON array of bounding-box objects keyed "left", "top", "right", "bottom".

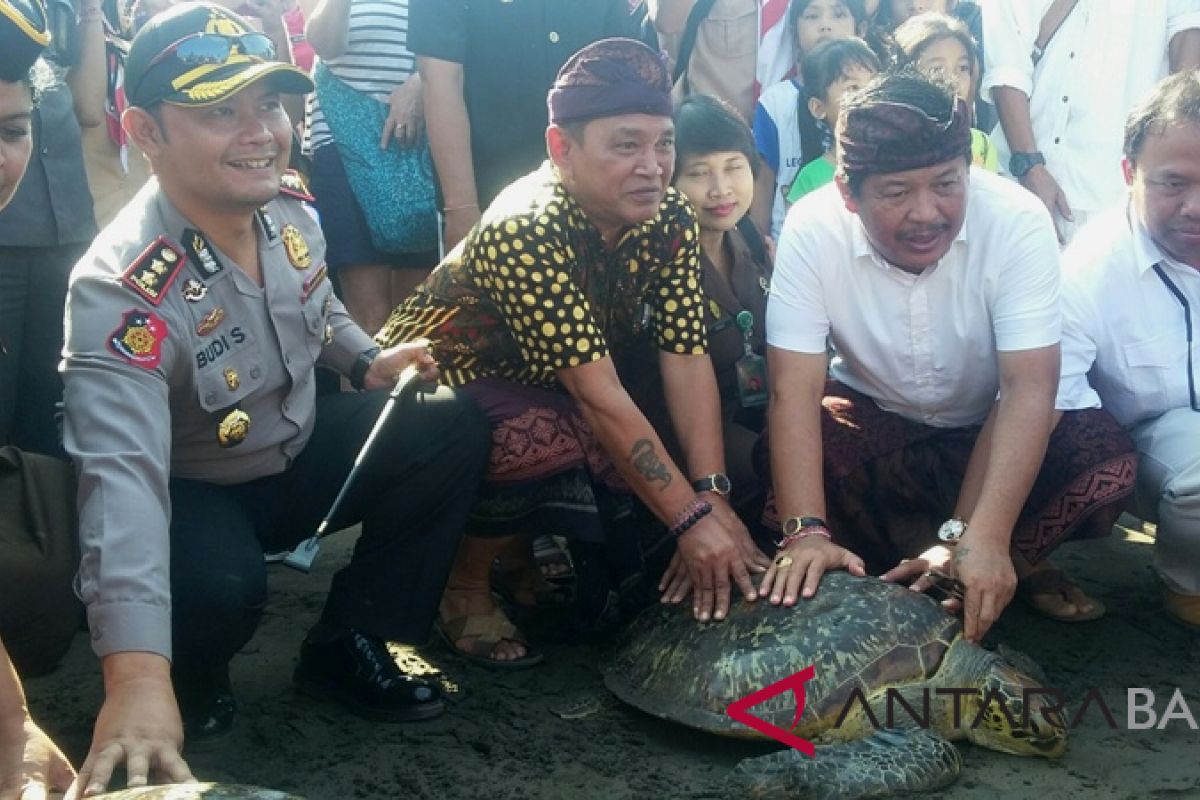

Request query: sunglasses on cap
[{"left": 147, "top": 30, "right": 275, "bottom": 71}]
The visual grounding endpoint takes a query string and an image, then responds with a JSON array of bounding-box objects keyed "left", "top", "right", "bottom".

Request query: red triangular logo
[{"left": 726, "top": 664, "right": 817, "bottom": 756}]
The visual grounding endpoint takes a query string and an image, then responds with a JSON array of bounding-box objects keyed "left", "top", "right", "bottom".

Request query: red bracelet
[{"left": 776, "top": 525, "right": 832, "bottom": 551}]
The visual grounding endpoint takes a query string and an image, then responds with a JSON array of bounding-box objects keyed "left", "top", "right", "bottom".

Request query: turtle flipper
[{"left": 724, "top": 728, "right": 963, "bottom": 800}]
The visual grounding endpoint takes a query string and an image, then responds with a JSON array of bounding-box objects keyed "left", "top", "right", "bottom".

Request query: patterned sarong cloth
[
  {"left": 758, "top": 381, "right": 1138, "bottom": 572},
  {"left": 458, "top": 378, "right": 628, "bottom": 542}
]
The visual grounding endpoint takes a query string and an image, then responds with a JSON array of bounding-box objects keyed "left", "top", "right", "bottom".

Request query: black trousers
[{"left": 167, "top": 384, "right": 489, "bottom": 679}]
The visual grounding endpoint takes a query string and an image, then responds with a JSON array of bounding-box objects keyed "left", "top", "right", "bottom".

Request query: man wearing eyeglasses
[
  {"left": 59, "top": 3, "right": 490, "bottom": 795},
  {"left": 1058, "top": 70, "right": 1200, "bottom": 632}
]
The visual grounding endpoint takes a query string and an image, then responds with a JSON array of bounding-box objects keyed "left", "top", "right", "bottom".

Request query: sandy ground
[{"left": 25, "top": 517, "right": 1200, "bottom": 800}]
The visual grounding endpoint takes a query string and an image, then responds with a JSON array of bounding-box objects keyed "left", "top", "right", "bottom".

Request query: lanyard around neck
[{"left": 1150, "top": 262, "right": 1200, "bottom": 412}]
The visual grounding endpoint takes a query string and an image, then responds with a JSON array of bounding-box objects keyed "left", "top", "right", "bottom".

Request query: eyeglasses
[
  {"left": 1151, "top": 262, "right": 1200, "bottom": 412},
  {"left": 147, "top": 31, "right": 276, "bottom": 70}
]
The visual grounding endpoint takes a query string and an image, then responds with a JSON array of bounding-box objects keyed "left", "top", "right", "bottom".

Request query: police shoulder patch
[
  {"left": 279, "top": 170, "right": 315, "bottom": 203},
  {"left": 121, "top": 237, "right": 186, "bottom": 305},
  {"left": 108, "top": 309, "right": 169, "bottom": 369}
]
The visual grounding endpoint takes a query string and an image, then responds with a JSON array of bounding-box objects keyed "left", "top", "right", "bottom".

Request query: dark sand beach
[{"left": 28, "top": 518, "right": 1200, "bottom": 799}]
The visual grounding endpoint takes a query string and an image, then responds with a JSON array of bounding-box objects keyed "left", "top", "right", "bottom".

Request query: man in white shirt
[
  {"left": 761, "top": 72, "right": 1136, "bottom": 644},
  {"left": 1058, "top": 71, "right": 1200, "bottom": 629},
  {"left": 983, "top": 0, "right": 1200, "bottom": 243}
]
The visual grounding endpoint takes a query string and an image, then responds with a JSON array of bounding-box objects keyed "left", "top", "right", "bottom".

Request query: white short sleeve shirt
[
  {"left": 1057, "top": 205, "right": 1200, "bottom": 427},
  {"left": 982, "top": 0, "right": 1200, "bottom": 216},
  {"left": 768, "top": 169, "right": 1062, "bottom": 428}
]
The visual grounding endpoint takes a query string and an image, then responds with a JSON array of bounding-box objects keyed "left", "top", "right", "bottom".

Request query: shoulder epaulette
[
  {"left": 279, "top": 169, "right": 315, "bottom": 203},
  {"left": 120, "top": 236, "right": 187, "bottom": 306}
]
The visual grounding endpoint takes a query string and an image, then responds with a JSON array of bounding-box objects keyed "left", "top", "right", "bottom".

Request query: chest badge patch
[
  {"left": 108, "top": 309, "right": 168, "bottom": 369},
  {"left": 121, "top": 237, "right": 186, "bottom": 306},
  {"left": 217, "top": 408, "right": 251, "bottom": 447},
  {"left": 181, "top": 278, "right": 208, "bottom": 302},
  {"left": 282, "top": 224, "right": 312, "bottom": 270},
  {"left": 196, "top": 307, "right": 225, "bottom": 337}
]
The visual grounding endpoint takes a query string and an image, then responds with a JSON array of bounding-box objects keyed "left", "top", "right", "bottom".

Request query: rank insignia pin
[
  {"left": 195, "top": 307, "right": 225, "bottom": 336},
  {"left": 224, "top": 367, "right": 240, "bottom": 391},
  {"left": 217, "top": 408, "right": 251, "bottom": 447}
]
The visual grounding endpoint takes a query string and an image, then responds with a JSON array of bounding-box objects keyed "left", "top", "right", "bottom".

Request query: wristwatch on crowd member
[
  {"left": 349, "top": 346, "right": 381, "bottom": 391},
  {"left": 1008, "top": 151, "right": 1046, "bottom": 179},
  {"left": 691, "top": 473, "right": 732, "bottom": 498},
  {"left": 776, "top": 516, "right": 832, "bottom": 550},
  {"left": 937, "top": 517, "right": 968, "bottom": 544}
]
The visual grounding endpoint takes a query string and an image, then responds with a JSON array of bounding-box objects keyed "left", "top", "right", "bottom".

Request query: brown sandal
[
  {"left": 436, "top": 607, "right": 544, "bottom": 670},
  {"left": 1018, "top": 569, "right": 1106, "bottom": 622}
]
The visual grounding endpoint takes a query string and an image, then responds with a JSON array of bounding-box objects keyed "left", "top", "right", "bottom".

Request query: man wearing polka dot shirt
[{"left": 379, "top": 38, "right": 771, "bottom": 666}]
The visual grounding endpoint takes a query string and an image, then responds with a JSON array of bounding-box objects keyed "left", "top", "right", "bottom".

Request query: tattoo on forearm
[{"left": 628, "top": 438, "right": 672, "bottom": 491}]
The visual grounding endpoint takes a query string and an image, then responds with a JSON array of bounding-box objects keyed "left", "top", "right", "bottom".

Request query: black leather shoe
[
  {"left": 294, "top": 629, "right": 444, "bottom": 722},
  {"left": 175, "top": 668, "right": 237, "bottom": 748}
]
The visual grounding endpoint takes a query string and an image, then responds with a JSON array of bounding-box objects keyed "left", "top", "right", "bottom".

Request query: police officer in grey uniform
[{"left": 60, "top": 3, "right": 489, "bottom": 793}]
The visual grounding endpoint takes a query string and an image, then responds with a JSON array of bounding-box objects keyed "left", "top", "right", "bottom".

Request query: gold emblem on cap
[
  {"left": 223, "top": 367, "right": 240, "bottom": 391},
  {"left": 217, "top": 408, "right": 251, "bottom": 447},
  {"left": 196, "top": 307, "right": 225, "bottom": 336},
  {"left": 281, "top": 224, "right": 312, "bottom": 269}
]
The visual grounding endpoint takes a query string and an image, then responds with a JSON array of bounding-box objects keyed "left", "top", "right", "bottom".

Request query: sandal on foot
[
  {"left": 533, "top": 535, "right": 574, "bottom": 583},
  {"left": 491, "top": 565, "right": 574, "bottom": 609},
  {"left": 1018, "top": 569, "right": 1106, "bottom": 622},
  {"left": 436, "top": 607, "right": 544, "bottom": 670}
]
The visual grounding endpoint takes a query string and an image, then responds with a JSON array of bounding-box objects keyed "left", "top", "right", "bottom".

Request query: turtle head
[{"left": 962, "top": 650, "right": 1068, "bottom": 758}]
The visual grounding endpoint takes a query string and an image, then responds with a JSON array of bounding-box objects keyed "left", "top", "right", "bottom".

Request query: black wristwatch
[
  {"left": 1008, "top": 151, "right": 1046, "bottom": 179},
  {"left": 691, "top": 473, "right": 732, "bottom": 497},
  {"left": 349, "top": 346, "right": 381, "bottom": 391},
  {"left": 782, "top": 516, "right": 829, "bottom": 537}
]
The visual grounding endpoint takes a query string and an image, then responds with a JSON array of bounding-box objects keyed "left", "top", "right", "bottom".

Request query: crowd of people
[{"left": 0, "top": 0, "right": 1198, "bottom": 797}]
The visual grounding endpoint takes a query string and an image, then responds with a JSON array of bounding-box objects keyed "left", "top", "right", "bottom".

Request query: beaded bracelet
[
  {"left": 669, "top": 498, "right": 713, "bottom": 538},
  {"left": 776, "top": 525, "right": 832, "bottom": 552}
]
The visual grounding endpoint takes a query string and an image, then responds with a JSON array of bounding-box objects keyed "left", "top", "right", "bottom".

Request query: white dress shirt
[
  {"left": 768, "top": 169, "right": 1061, "bottom": 429},
  {"left": 1057, "top": 205, "right": 1200, "bottom": 427},
  {"left": 982, "top": 0, "right": 1200, "bottom": 216}
]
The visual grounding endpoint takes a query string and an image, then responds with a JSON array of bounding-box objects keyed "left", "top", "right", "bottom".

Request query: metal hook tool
[{"left": 282, "top": 364, "right": 423, "bottom": 573}]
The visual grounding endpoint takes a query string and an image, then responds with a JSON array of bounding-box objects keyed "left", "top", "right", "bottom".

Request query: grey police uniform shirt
[{"left": 62, "top": 176, "right": 376, "bottom": 660}]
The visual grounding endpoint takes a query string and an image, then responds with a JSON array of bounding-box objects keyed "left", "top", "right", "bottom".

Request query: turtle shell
[
  {"left": 603, "top": 573, "right": 961, "bottom": 738},
  {"left": 90, "top": 785, "right": 304, "bottom": 800}
]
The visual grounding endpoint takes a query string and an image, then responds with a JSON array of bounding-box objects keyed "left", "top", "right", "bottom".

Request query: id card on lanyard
[{"left": 734, "top": 310, "right": 767, "bottom": 408}]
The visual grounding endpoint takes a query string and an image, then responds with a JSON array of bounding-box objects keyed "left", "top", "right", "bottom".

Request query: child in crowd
[
  {"left": 894, "top": 11, "right": 997, "bottom": 171},
  {"left": 878, "top": 0, "right": 990, "bottom": 128},
  {"left": 786, "top": 37, "right": 881, "bottom": 202},
  {"left": 751, "top": 0, "right": 866, "bottom": 238},
  {"left": 873, "top": 0, "right": 949, "bottom": 28}
]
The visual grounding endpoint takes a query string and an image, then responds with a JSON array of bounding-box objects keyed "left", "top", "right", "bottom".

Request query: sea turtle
[
  {"left": 603, "top": 572, "right": 1067, "bottom": 799},
  {"left": 90, "top": 784, "right": 303, "bottom": 799}
]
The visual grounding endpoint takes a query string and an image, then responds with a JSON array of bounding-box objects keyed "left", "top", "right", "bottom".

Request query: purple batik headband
[
  {"left": 547, "top": 37, "right": 672, "bottom": 125},
  {"left": 838, "top": 96, "right": 972, "bottom": 177}
]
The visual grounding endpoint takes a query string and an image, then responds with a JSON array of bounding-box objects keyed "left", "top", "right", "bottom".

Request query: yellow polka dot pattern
[{"left": 377, "top": 166, "right": 709, "bottom": 388}]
